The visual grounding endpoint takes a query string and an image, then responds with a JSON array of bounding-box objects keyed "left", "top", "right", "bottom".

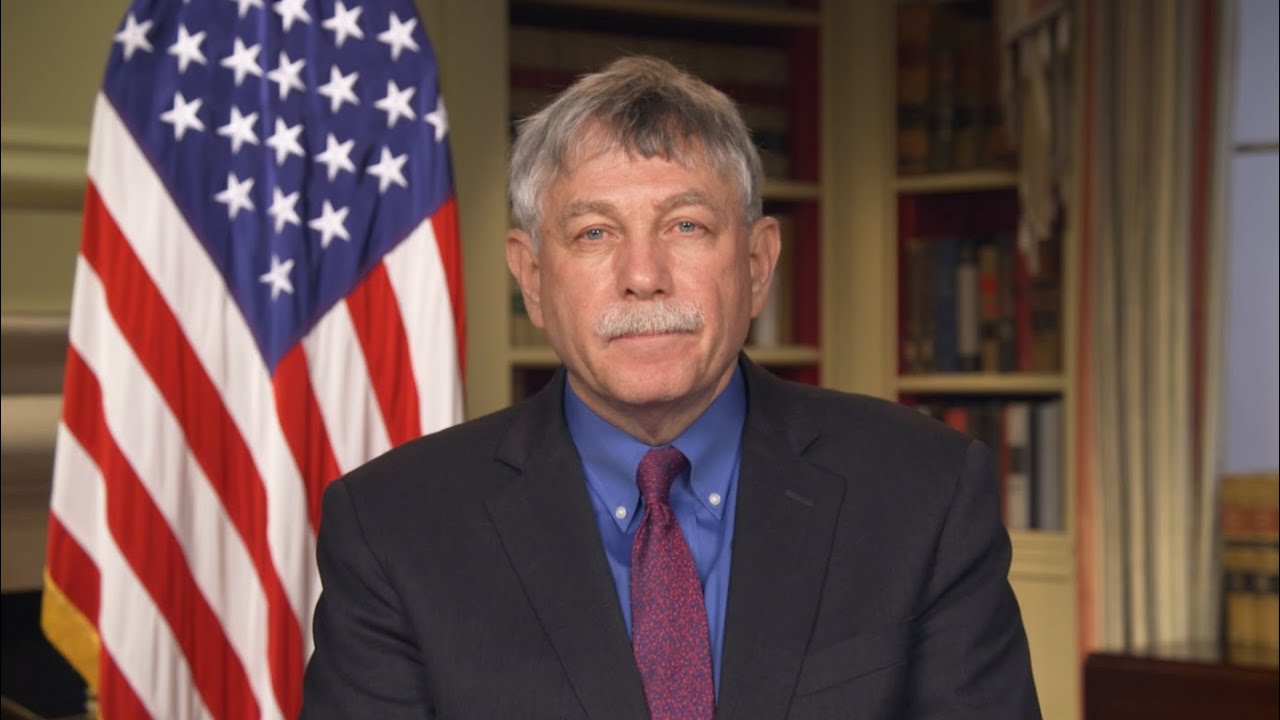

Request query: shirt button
[
  {"left": 614, "top": 506, "right": 628, "bottom": 520},
  {"left": 708, "top": 492, "right": 722, "bottom": 507}
]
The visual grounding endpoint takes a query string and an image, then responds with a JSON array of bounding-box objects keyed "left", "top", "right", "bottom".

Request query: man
[{"left": 301, "top": 57, "right": 1040, "bottom": 719}]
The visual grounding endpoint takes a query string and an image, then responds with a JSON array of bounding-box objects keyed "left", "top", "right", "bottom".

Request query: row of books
[
  {"left": 509, "top": 24, "right": 794, "bottom": 179},
  {"left": 896, "top": 1, "right": 1015, "bottom": 175},
  {"left": 1221, "top": 472, "right": 1280, "bottom": 668},
  {"left": 911, "top": 398, "right": 1064, "bottom": 531},
  {"left": 901, "top": 231, "right": 1061, "bottom": 374}
]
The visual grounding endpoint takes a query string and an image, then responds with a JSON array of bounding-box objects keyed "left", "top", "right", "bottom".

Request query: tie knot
[{"left": 636, "top": 447, "right": 688, "bottom": 506}]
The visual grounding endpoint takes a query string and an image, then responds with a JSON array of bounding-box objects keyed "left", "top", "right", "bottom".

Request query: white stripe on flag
[
  {"left": 86, "top": 93, "right": 316, "bottom": 627},
  {"left": 51, "top": 425, "right": 214, "bottom": 720},
  {"left": 303, "top": 301, "right": 393, "bottom": 473},
  {"left": 382, "top": 218, "right": 465, "bottom": 434},
  {"left": 68, "top": 258, "right": 283, "bottom": 720}
]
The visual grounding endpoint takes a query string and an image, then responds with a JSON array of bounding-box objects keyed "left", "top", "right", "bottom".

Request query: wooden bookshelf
[
  {"left": 895, "top": 169, "right": 1019, "bottom": 194},
  {"left": 897, "top": 372, "right": 1066, "bottom": 395},
  {"left": 884, "top": 0, "right": 1080, "bottom": 716},
  {"left": 508, "top": 0, "right": 821, "bottom": 28}
]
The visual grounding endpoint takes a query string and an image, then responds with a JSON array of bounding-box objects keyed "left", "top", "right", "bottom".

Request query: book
[
  {"left": 897, "top": 3, "right": 933, "bottom": 175},
  {"left": 1253, "top": 474, "right": 1279, "bottom": 667},
  {"left": 1222, "top": 473, "right": 1267, "bottom": 665},
  {"left": 903, "top": 236, "right": 937, "bottom": 373},
  {"left": 926, "top": 6, "right": 958, "bottom": 172},
  {"left": 1014, "top": 234, "right": 1034, "bottom": 371},
  {"left": 956, "top": 238, "right": 981, "bottom": 372},
  {"left": 1004, "top": 402, "right": 1032, "bottom": 530},
  {"left": 978, "top": 238, "right": 1001, "bottom": 371},
  {"left": 996, "top": 233, "right": 1018, "bottom": 371},
  {"left": 1034, "top": 400, "right": 1063, "bottom": 531},
  {"left": 1029, "top": 227, "right": 1063, "bottom": 372},
  {"left": 952, "top": 12, "right": 988, "bottom": 170},
  {"left": 933, "top": 239, "right": 960, "bottom": 373}
]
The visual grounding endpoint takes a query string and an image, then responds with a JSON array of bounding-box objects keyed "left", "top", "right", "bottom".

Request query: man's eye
[
  {"left": 676, "top": 221, "right": 699, "bottom": 233},
  {"left": 582, "top": 228, "right": 606, "bottom": 241}
]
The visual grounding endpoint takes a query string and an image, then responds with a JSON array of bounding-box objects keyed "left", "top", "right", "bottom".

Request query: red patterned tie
[{"left": 630, "top": 447, "right": 715, "bottom": 720}]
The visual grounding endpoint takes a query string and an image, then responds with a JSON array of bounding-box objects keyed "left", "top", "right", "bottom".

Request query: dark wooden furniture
[{"left": 1084, "top": 646, "right": 1279, "bottom": 720}]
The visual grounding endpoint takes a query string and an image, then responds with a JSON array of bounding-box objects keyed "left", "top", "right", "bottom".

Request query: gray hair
[{"left": 508, "top": 56, "right": 764, "bottom": 243}]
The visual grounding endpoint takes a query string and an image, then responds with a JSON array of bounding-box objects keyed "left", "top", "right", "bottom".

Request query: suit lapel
[
  {"left": 484, "top": 372, "right": 649, "bottom": 720},
  {"left": 716, "top": 361, "right": 846, "bottom": 720}
]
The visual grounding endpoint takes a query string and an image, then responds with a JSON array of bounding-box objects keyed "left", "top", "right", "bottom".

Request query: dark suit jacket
[{"left": 301, "top": 359, "right": 1040, "bottom": 719}]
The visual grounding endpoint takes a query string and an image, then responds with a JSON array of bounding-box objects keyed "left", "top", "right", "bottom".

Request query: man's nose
[{"left": 617, "top": 234, "right": 671, "bottom": 299}]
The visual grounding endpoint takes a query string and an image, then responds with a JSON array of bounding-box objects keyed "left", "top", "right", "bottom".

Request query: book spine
[
  {"left": 1014, "top": 236, "right": 1034, "bottom": 371},
  {"left": 956, "top": 238, "right": 981, "bottom": 372},
  {"left": 1004, "top": 402, "right": 1032, "bottom": 530},
  {"left": 1222, "top": 473, "right": 1259, "bottom": 665},
  {"left": 1254, "top": 474, "right": 1279, "bottom": 667},
  {"left": 997, "top": 233, "right": 1018, "bottom": 371},
  {"left": 1034, "top": 400, "right": 1064, "bottom": 532},
  {"left": 927, "top": 5, "right": 958, "bottom": 172},
  {"left": 934, "top": 239, "right": 960, "bottom": 373},
  {"left": 903, "top": 237, "right": 928, "bottom": 372},
  {"left": 978, "top": 238, "right": 1001, "bottom": 371},
  {"left": 1030, "top": 229, "right": 1063, "bottom": 372},
  {"left": 897, "top": 4, "right": 933, "bottom": 175}
]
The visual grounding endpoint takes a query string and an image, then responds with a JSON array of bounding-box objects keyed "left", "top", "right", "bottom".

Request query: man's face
[{"left": 507, "top": 135, "right": 779, "bottom": 429}]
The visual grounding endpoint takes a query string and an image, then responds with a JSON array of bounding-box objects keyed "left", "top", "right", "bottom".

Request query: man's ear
[
  {"left": 747, "top": 216, "right": 782, "bottom": 318},
  {"left": 506, "top": 229, "right": 545, "bottom": 328}
]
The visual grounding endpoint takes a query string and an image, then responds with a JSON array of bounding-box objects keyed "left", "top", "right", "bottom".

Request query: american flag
[{"left": 42, "top": 1, "right": 465, "bottom": 718}]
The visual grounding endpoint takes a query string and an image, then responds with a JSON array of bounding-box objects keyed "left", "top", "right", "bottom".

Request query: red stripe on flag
[
  {"left": 273, "top": 345, "right": 342, "bottom": 529},
  {"left": 430, "top": 197, "right": 466, "bottom": 380},
  {"left": 100, "top": 648, "right": 155, "bottom": 720},
  {"left": 46, "top": 515, "right": 102, "bottom": 625},
  {"left": 62, "top": 349, "right": 259, "bottom": 720},
  {"left": 80, "top": 183, "right": 303, "bottom": 718},
  {"left": 346, "top": 263, "right": 422, "bottom": 446}
]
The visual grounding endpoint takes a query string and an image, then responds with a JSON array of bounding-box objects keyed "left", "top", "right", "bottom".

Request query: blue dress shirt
[{"left": 564, "top": 364, "right": 745, "bottom": 696}]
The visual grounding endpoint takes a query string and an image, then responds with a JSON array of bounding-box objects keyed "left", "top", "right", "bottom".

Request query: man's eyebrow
[{"left": 561, "top": 200, "right": 618, "bottom": 224}]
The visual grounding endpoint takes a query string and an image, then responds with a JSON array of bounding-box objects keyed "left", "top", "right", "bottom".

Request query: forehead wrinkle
[{"left": 657, "top": 190, "right": 720, "bottom": 217}]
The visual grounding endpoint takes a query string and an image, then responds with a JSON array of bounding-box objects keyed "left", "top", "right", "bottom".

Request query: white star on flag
[
  {"left": 114, "top": 13, "right": 154, "bottom": 61},
  {"left": 308, "top": 200, "right": 351, "bottom": 248},
  {"left": 265, "top": 117, "right": 305, "bottom": 165},
  {"left": 231, "top": 0, "right": 264, "bottom": 18},
  {"left": 214, "top": 172, "right": 256, "bottom": 218},
  {"left": 258, "top": 254, "right": 295, "bottom": 300},
  {"left": 273, "top": 0, "right": 312, "bottom": 31},
  {"left": 267, "top": 51, "right": 306, "bottom": 100},
  {"left": 366, "top": 147, "right": 409, "bottom": 193},
  {"left": 217, "top": 107, "right": 260, "bottom": 154},
  {"left": 374, "top": 80, "right": 417, "bottom": 128},
  {"left": 425, "top": 97, "right": 448, "bottom": 142},
  {"left": 378, "top": 12, "right": 419, "bottom": 61},
  {"left": 160, "top": 92, "right": 205, "bottom": 140},
  {"left": 323, "top": 1, "right": 365, "bottom": 47},
  {"left": 220, "top": 38, "right": 263, "bottom": 86},
  {"left": 315, "top": 133, "right": 357, "bottom": 180},
  {"left": 168, "top": 24, "right": 207, "bottom": 73},
  {"left": 317, "top": 65, "right": 360, "bottom": 113},
  {"left": 267, "top": 187, "right": 302, "bottom": 233}
]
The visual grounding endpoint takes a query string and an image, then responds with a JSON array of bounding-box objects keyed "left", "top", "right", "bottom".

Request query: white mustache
[{"left": 594, "top": 300, "right": 706, "bottom": 339}]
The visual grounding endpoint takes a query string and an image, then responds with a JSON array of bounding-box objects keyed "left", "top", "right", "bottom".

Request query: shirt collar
[{"left": 564, "top": 362, "right": 747, "bottom": 532}]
